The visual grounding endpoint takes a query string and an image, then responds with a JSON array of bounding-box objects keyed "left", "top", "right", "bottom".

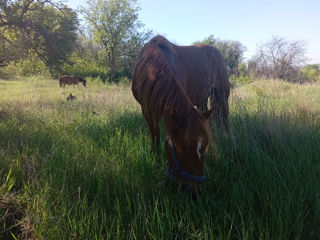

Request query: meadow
[{"left": 0, "top": 76, "right": 320, "bottom": 239}]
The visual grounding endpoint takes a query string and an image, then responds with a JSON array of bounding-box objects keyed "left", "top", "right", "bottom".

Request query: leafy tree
[
  {"left": 193, "top": 35, "right": 216, "bottom": 46},
  {"left": 0, "top": 0, "right": 79, "bottom": 75},
  {"left": 118, "top": 30, "right": 153, "bottom": 77},
  {"left": 82, "top": 0, "right": 150, "bottom": 82},
  {"left": 216, "top": 40, "right": 246, "bottom": 76},
  {"left": 0, "top": 24, "right": 28, "bottom": 63},
  {"left": 61, "top": 34, "right": 109, "bottom": 80},
  {"left": 194, "top": 35, "right": 246, "bottom": 76}
]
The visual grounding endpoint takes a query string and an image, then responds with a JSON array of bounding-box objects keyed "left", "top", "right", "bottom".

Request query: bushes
[
  {"left": 301, "top": 64, "right": 320, "bottom": 82},
  {"left": 0, "top": 58, "right": 50, "bottom": 79},
  {"left": 230, "top": 62, "right": 320, "bottom": 85},
  {"left": 229, "top": 63, "right": 252, "bottom": 85},
  {"left": 230, "top": 75, "right": 251, "bottom": 85},
  {"left": 61, "top": 54, "right": 109, "bottom": 82}
]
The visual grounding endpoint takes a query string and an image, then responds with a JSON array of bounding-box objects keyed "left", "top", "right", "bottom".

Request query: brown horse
[
  {"left": 59, "top": 75, "right": 87, "bottom": 87},
  {"left": 132, "top": 35, "right": 230, "bottom": 191}
]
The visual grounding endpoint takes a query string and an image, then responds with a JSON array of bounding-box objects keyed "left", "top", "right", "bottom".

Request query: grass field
[{"left": 1, "top": 76, "right": 320, "bottom": 239}]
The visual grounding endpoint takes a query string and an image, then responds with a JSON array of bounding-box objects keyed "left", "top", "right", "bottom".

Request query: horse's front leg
[
  {"left": 142, "top": 109, "right": 160, "bottom": 153},
  {"left": 148, "top": 120, "right": 161, "bottom": 153}
]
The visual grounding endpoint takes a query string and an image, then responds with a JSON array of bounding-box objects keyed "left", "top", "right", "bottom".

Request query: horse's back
[
  {"left": 59, "top": 75, "right": 80, "bottom": 85},
  {"left": 132, "top": 36, "right": 173, "bottom": 105},
  {"left": 132, "top": 35, "right": 229, "bottom": 109},
  {"left": 174, "top": 44, "right": 229, "bottom": 106},
  {"left": 59, "top": 75, "right": 68, "bottom": 81}
]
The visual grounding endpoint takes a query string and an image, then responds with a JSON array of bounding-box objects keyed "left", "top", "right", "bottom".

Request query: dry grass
[{"left": 0, "top": 171, "right": 36, "bottom": 240}]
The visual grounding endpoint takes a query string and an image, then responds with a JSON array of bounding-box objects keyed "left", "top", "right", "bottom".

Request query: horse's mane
[
  {"left": 133, "top": 36, "right": 210, "bottom": 144},
  {"left": 135, "top": 36, "right": 190, "bottom": 115}
]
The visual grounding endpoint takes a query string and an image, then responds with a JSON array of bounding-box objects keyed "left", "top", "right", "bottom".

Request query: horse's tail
[{"left": 59, "top": 78, "right": 62, "bottom": 87}]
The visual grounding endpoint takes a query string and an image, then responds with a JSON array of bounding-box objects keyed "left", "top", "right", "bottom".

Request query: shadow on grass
[
  {"left": 1, "top": 107, "right": 320, "bottom": 239},
  {"left": 76, "top": 111, "right": 148, "bottom": 149},
  {"left": 204, "top": 110, "right": 320, "bottom": 239}
]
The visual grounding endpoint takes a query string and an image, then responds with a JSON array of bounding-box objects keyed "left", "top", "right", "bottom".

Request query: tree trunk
[{"left": 109, "top": 47, "right": 116, "bottom": 82}]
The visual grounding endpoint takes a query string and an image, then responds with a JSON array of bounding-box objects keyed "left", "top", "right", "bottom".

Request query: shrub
[
  {"left": 230, "top": 75, "right": 251, "bottom": 85},
  {"left": 118, "top": 76, "right": 131, "bottom": 85},
  {"left": 15, "top": 58, "right": 49, "bottom": 76},
  {"left": 0, "top": 58, "right": 50, "bottom": 78},
  {"left": 301, "top": 64, "right": 320, "bottom": 82},
  {"left": 61, "top": 53, "right": 109, "bottom": 82}
]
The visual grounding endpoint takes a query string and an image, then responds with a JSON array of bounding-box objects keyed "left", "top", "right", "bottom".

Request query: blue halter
[{"left": 164, "top": 137, "right": 206, "bottom": 182}]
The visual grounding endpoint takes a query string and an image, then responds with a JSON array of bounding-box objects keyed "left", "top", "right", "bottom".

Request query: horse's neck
[{"left": 164, "top": 106, "right": 205, "bottom": 140}]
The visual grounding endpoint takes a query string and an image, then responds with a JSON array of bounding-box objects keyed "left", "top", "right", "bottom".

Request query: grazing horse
[
  {"left": 59, "top": 75, "right": 87, "bottom": 87},
  {"left": 132, "top": 35, "right": 230, "bottom": 191}
]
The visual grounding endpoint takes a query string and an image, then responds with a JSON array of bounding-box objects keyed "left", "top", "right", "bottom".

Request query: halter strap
[{"left": 164, "top": 137, "right": 206, "bottom": 182}]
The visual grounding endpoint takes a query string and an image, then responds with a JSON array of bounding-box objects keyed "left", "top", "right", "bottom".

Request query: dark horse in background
[
  {"left": 132, "top": 35, "right": 230, "bottom": 192},
  {"left": 59, "top": 75, "right": 87, "bottom": 87}
]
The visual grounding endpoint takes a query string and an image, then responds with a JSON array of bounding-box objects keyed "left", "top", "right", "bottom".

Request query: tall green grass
[{"left": 1, "top": 77, "right": 320, "bottom": 239}]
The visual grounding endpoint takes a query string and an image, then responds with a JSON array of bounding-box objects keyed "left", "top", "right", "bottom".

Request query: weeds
[{"left": 0, "top": 77, "right": 320, "bottom": 239}]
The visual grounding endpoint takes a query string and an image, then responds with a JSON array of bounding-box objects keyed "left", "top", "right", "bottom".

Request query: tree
[
  {"left": 0, "top": 0, "right": 79, "bottom": 75},
  {"left": 61, "top": 33, "right": 110, "bottom": 79},
  {"left": 193, "top": 35, "right": 216, "bottom": 46},
  {"left": 250, "top": 36, "right": 307, "bottom": 82},
  {"left": 194, "top": 35, "right": 246, "bottom": 76},
  {"left": 82, "top": 0, "right": 147, "bottom": 82},
  {"left": 0, "top": 27, "right": 27, "bottom": 63},
  {"left": 118, "top": 29, "right": 153, "bottom": 76}
]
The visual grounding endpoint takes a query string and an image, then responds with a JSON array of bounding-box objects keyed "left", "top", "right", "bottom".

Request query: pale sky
[{"left": 66, "top": 0, "right": 320, "bottom": 64}]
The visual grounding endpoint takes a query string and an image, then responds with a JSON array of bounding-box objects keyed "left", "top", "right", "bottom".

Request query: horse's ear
[{"left": 202, "top": 106, "right": 215, "bottom": 119}]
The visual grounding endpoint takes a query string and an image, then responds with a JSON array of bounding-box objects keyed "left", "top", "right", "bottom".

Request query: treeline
[
  {"left": 194, "top": 35, "right": 320, "bottom": 84},
  {"left": 0, "top": 0, "right": 319, "bottom": 83},
  {"left": 0, "top": 0, "right": 151, "bottom": 83}
]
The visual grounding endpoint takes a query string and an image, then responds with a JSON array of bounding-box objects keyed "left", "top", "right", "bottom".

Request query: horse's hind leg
[{"left": 210, "top": 88, "right": 229, "bottom": 130}]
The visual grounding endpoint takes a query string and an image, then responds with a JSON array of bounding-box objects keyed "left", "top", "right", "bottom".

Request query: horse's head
[
  {"left": 164, "top": 107, "right": 214, "bottom": 194},
  {"left": 76, "top": 76, "right": 86, "bottom": 87}
]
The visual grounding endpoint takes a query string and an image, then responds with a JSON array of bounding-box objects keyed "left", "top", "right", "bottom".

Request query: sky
[{"left": 66, "top": 0, "right": 320, "bottom": 63}]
